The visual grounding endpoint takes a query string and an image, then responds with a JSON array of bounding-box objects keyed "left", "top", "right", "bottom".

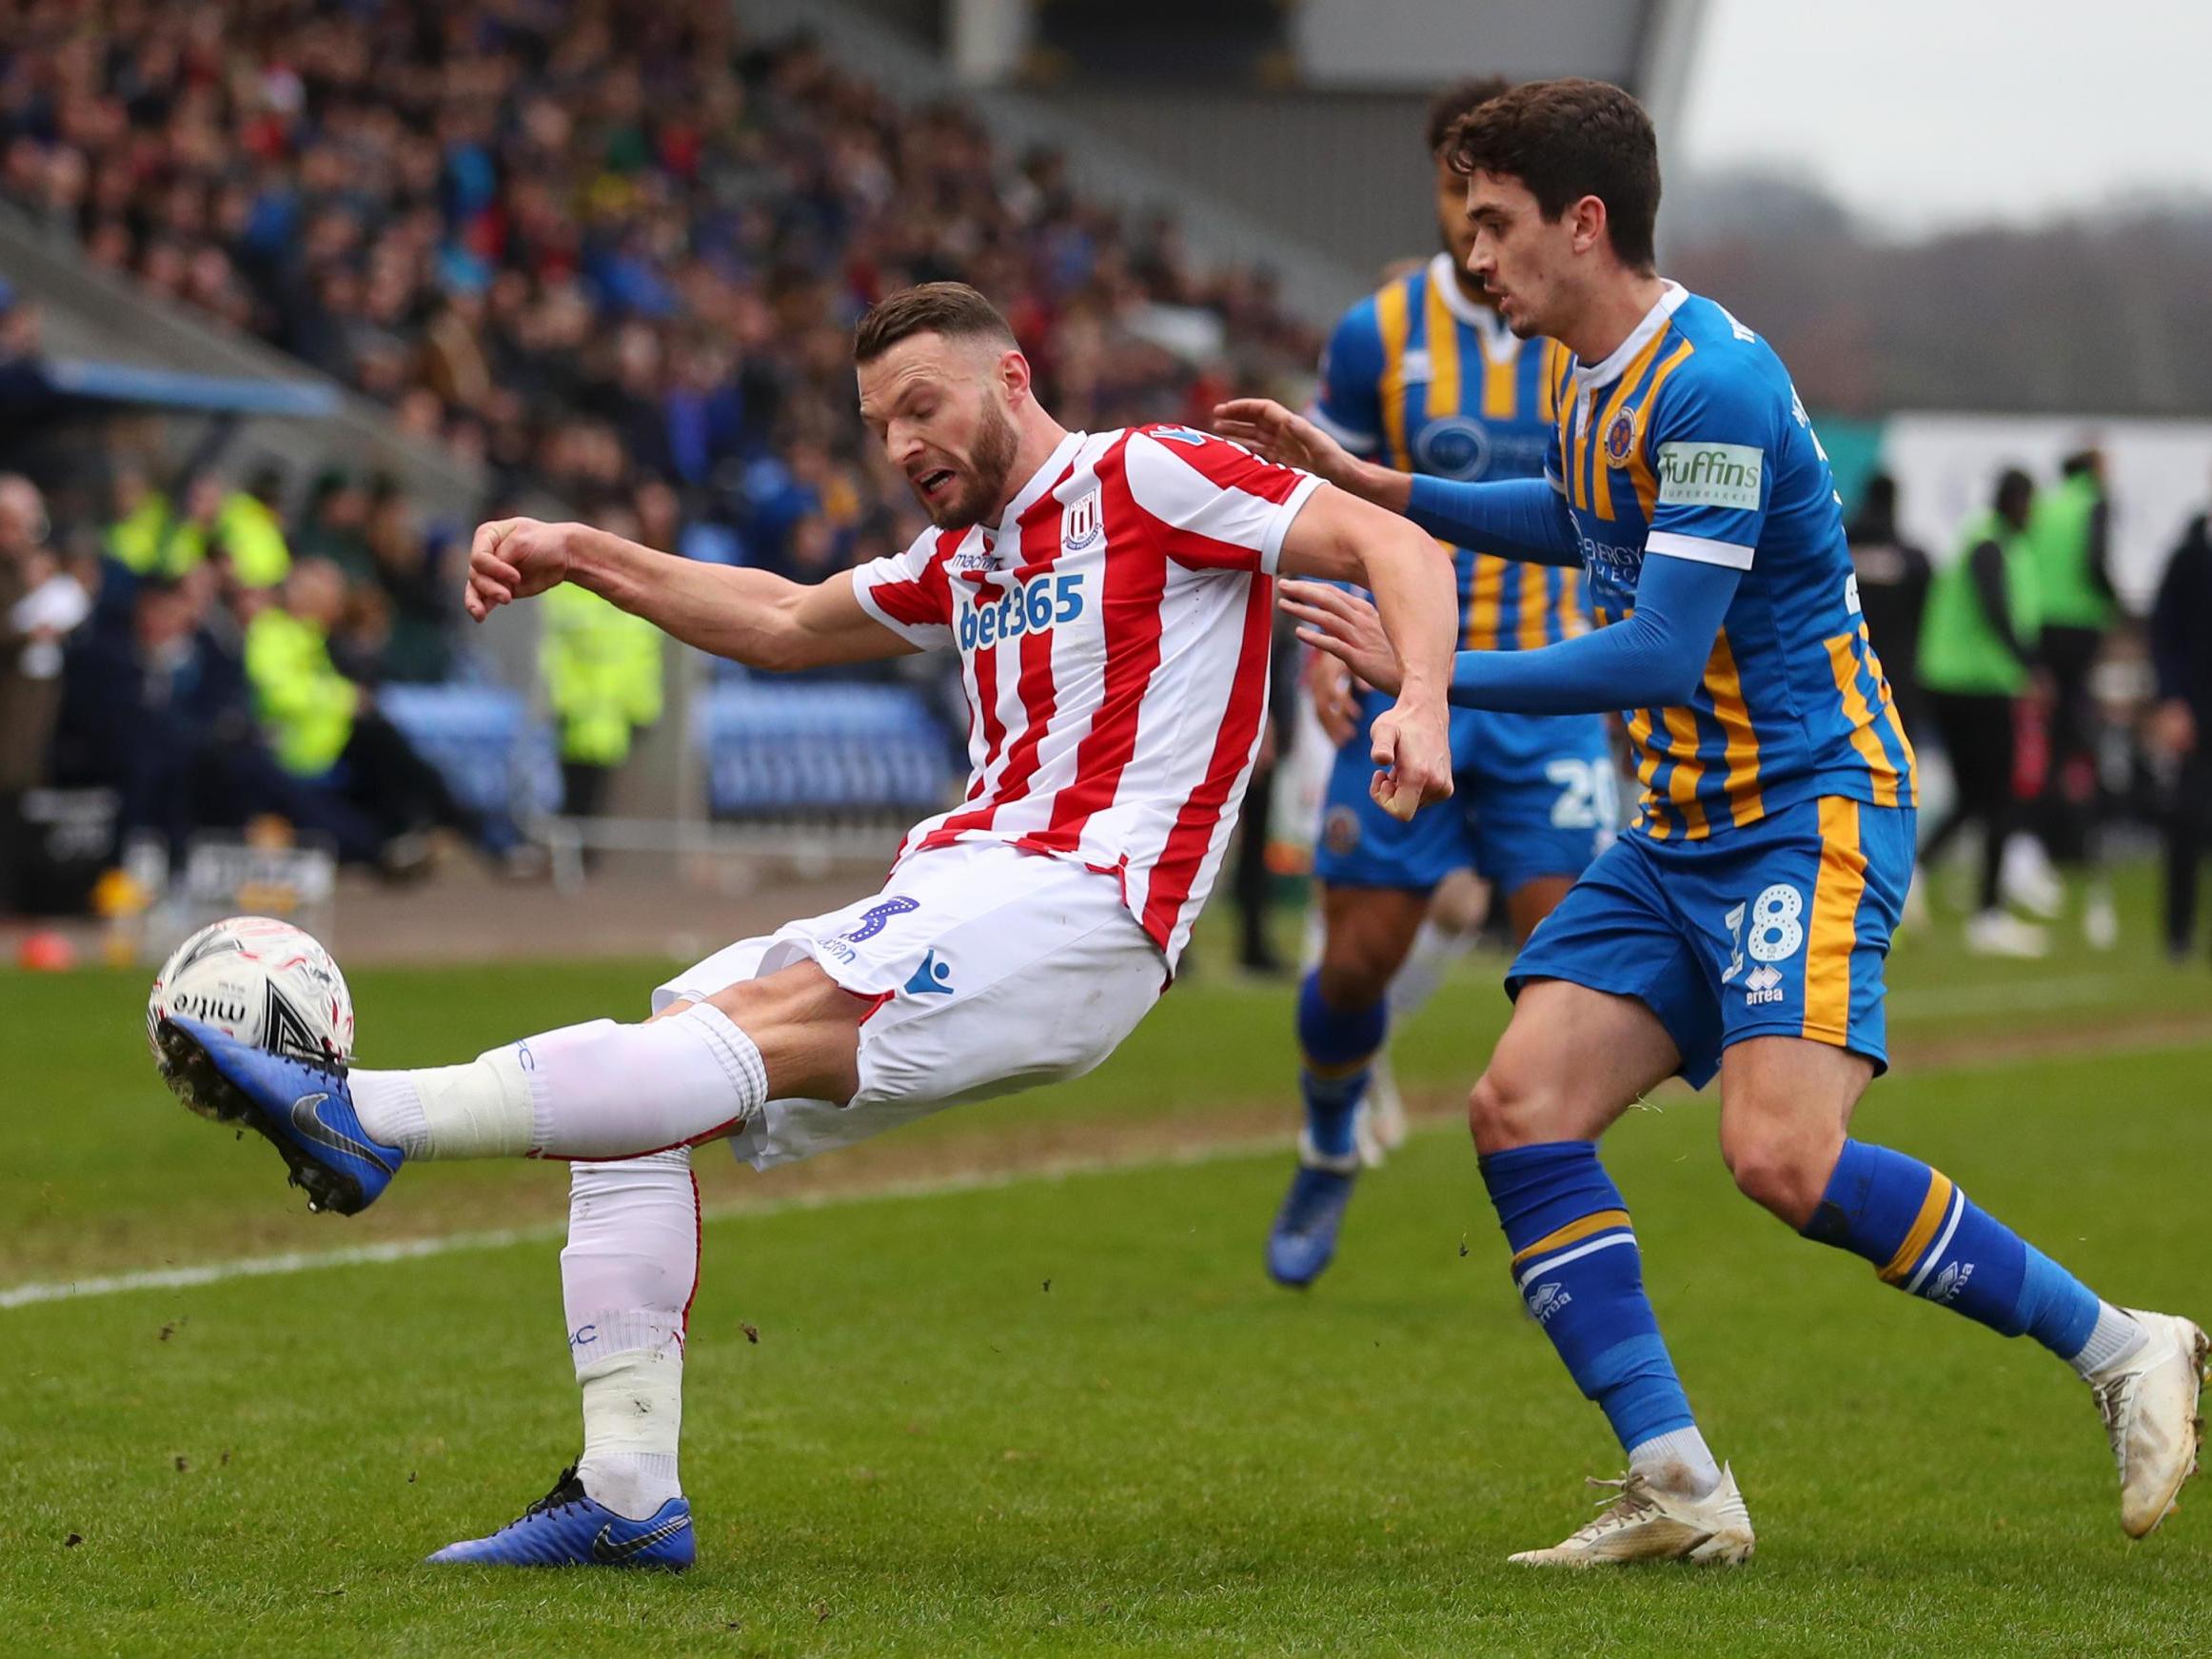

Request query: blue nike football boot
[
  {"left": 154, "top": 1015, "right": 403, "bottom": 1215},
  {"left": 428, "top": 1466, "right": 695, "bottom": 1570},
  {"left": 1264, "top": 1132, "right": 1360, "bottom": 1288}
]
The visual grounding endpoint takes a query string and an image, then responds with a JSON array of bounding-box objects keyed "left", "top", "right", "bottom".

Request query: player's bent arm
[
  {"left": 1284, "top": 549, "right": 1740, "bottom": 716},
  {"left": 1441, "top": 551, "right": 1738, "bottom": 713},
  {"left": 1277, "top": 484, "right": 1454, "bottom": 702},
  {"left": 1278, "top": 483, "right": 1456, "bottom": 812},
  {"left": 566, "top": 526, "right": 914, "bottom": 672},
  {"left": 1404, "top": 476, "right": 1581, "bottom": 567}
]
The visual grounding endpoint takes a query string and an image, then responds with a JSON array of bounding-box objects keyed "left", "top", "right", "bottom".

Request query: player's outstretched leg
[
  {"left": 1472, "top": 983, "right": 1755, "bottom": 1566},
  {"left": 1267, "top": 969, "right": 1385, "bottom": 1287},
  {"left": 158, "top": 962, "right": 851, "bottom": 1215},
  {"left": 1722, "top": 1039, "right": 2208, "bottom": 1539},
  {"left": 432, "top": 1149, "right": 700, "bottom": 1569}
]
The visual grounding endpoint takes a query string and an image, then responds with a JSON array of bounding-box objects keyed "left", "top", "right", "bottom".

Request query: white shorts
[{"left": 652, "top": 842, "right": 1167, "bottom": 1170}]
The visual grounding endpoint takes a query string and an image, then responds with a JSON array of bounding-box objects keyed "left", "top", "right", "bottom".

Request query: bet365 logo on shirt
[
  {"left": 1656, "top": 442, "right": 1764, "bottom": 511},
  {"left": 958, "top": 572, "right": 1088, "bottom": 651}
]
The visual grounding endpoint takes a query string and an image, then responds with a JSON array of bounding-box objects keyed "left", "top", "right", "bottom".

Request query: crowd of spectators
[
  {"left": 0, "top": 0, "right": 1322, "bottom": 583},
  {"left": 0, "top": 457, "right": 533, "bottom": 915}
]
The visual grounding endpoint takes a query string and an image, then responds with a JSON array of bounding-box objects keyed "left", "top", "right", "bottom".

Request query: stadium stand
[{"left": 0, "top": 0, "right": 1325, "bottom": 902}]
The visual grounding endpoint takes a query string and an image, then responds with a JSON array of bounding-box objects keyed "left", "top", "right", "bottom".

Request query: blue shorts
[
  {"left": 1312, "top": 693, "right": 1614, "bottom": 897},
  {"left": 1507, "top": 795, "right": 1914, "bottom": 1089}
]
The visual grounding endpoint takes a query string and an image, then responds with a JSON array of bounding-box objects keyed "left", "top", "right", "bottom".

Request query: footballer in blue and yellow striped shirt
[
  {"left": 1257, "top": 79, "right": 1617, "bottom": 1297},
  {"left": 1228, "top": 76, "right": 2202, "bottom": 1565}
]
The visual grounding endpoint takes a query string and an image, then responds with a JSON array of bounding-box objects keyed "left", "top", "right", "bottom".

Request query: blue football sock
[
  {"left": 1804, "top": 1139, "right": 2103, "bottom": 1361},
  {"left": 1481, "top": 1141, "right": 1698, "bottom": 1454},
  {"left": 1296, "top": 970, "right": 1385, "bottom": 1160}
]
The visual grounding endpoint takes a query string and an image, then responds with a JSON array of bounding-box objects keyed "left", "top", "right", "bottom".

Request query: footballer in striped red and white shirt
[
  {"left": 313, "top": 282, "right": 1466, "bottom": 1557},
  {"left": 853, "top": 417, "right": 1354, "bottom": 965},
  {"left": 462, "top": 280, "right": 1459, "bottom": 1148}
]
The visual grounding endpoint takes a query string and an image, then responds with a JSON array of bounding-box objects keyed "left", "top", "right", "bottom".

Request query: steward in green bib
[
  {"left": 245, "top": 558, "right": 512, "bottom": 861},
  {"left": 2025, "top": 449, "right": 2117, "bottom": 881},
  {"left": 540, "top": 583, "right": 664, "bottom": 820},
  {"left": 1916, "top": 467, "right": 2041, "bottom": 933},
  {"left": 2027, "top": 453, "right": 2114, "bottom": 633},
  {"left": 1921, "top": 490, "right": 2040, "bottom": 699}
]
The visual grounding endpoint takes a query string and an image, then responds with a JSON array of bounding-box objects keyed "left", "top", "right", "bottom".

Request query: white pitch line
[
  {"left": 1890, "top": 974, "right": 2131, "bottom": 1019},
  {"left": 10, "top": 1013, "right": 2211, "bottom": 1314},
  {"left": 0, "top": 1128, "right": 1309, "bottom": 1313}
]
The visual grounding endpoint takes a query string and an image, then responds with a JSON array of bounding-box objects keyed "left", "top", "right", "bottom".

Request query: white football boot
[
  {"left": 1509, "top": 1465, "right": 1755, "bottom": 1567},
  {"left": 1965, "top": 909, "right": 2049, "bottom": 958},
  {"left": 2086, "top": 1309, "right": 2208, "bottom": 1538},
  {"left": 1354, "top": 1052, "right": 1409, "bottom": 1167}
]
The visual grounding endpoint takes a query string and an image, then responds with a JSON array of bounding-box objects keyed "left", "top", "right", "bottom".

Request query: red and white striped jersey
[{"left": 851, "top": 425, "right": 1321, "bottom": 968}]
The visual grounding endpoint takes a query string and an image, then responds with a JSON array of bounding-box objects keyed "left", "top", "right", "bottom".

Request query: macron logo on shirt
[{"left": 1656, "top": 442, "right": 1764, "bottom": 512}]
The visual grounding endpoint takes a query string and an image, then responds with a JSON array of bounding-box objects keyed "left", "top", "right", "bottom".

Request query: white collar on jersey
[
  {"left": 1570, "top": 279, "right": 1689, "bottom": 391},
  {"left": 988, "top": 428, "right": 1089, "bottom": 548},
  {"left": 1427, "top": 252, "right": 1518, "bottom": 357}
]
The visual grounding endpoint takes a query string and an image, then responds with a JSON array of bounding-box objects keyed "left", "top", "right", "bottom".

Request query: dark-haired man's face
[
  {"left": 858, "top": 332, "right": 1022, "bottom": 530},
  {"left": 1432, "top": 153, "right": 1489, "bottom": 303},
  {"left": 1461, "top": 169, "right": 1576, "bottom": 339}
]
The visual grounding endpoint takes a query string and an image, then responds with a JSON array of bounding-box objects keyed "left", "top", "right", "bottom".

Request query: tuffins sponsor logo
[
  {"left": 1925, "top": 1260, "right": 1974, "bottom": 1306},
  {"left": 1604, "top": 406, "right": 1638, "bottom": 466},
  {"left": 1743, "top": 963, "right": 1786, "bottom": 1006},
  {"left": 1655, "top": 441, "right": 1764, "bottom": 511},
  {"left": 1526, "top": 1281, "right": 1572, "bottom": 1325}
]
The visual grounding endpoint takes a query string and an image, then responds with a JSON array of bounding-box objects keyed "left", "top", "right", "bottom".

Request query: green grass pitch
[{"left": 1, "top": 878, "right": 2207, "bottom": 1655}]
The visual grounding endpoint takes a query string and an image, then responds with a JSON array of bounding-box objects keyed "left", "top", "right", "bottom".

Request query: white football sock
[
  {"left": 563, "top": 1150, "right": 697, "bottom": 1520},
  {"left": 1386, "top": 918, "right": 1476, "bottom": 1028},
  {"left": 576, "top": 1347, "right": 684, "bottom": 1521},
  {"left": 2072, "top": 1301, "right": 2147, "bottom": 1378},
  {"left": 349, "top": 1002, "right": 767, "bottom": 1160},
  {"left": 1628, "top": 1425, "right": 1723, "bottom": 1496}
]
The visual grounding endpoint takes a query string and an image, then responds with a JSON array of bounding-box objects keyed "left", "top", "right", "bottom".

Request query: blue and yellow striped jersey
[
  {"left": 1314, "top": 253, "right": 1587, "bottom": 652},
  {"left": 1548, "top": 284, "right": 1916, "bottom": 840}
]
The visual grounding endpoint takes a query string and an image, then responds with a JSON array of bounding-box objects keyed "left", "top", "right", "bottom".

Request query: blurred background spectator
[
  {"left": 2150, "top": 499, "right": 2212, "bottom": 962},
  {"left": 0, "top": 473, "right": 89, "bottom": 908},
  {"left": 1916, "top": 467, "right": 2045, "bottom": 958},
  {"left": 1847, "top": 473, "right": 1930, "bottom": 745},
  {"left": 0, "top": 0, "right": 1314, "bottom": 576}
]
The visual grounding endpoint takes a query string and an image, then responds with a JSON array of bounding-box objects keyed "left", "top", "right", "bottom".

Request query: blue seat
[
  {"left": 693, "top": 681, "right": 954, "bottom": 819},
  {"left": 378, "top": 684, "right": 563, "bottom": 821}
]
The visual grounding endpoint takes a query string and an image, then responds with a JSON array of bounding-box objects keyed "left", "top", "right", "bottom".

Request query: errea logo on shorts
[{"left": 1656, "top": 442, "right": 1763, "bottom": 511}]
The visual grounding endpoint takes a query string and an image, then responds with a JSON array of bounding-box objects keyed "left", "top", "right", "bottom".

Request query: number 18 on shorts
[{"left": 1509, "top": 795, "right": 1914, "bottom": 1089}]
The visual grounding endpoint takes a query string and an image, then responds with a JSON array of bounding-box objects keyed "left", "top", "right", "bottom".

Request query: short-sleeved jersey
[
  {"left": 1547, "top": 283, "right": 1917, "bottom": 840},
  {"left": 851, "top": 425, "right": 1319, "bottom": 967},
  {"left": 1313, "top": 252, "right": 1586, "bottom": 652}
]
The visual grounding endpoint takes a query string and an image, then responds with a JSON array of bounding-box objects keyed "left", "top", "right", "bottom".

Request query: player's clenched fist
[
  {"left": 464, "top": 518, "right": 578, "bottom": 621},
  {"left": 1367, "top": 699, "right": 1452, "bottom": 822}
]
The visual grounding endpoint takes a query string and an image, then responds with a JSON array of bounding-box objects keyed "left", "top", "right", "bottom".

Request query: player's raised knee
[
  {"left": 1718, "top": 1116, "right": 1835, "bottom": 1228},
  {"left": 1313, "top": 949, "right": 1392, "bottom": 1011},
  {"left": 1468, "top": 1064, "right": 1555, "bottom": 1155}
]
